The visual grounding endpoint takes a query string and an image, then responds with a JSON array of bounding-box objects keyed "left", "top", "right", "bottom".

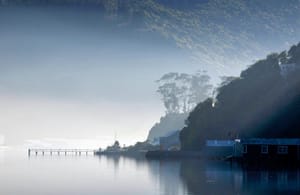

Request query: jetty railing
[{"left": 28, "top": 149, "right": 97, "bottom": 156}]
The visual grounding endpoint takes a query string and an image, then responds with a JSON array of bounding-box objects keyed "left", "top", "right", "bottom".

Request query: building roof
[
  {"left": 206, "top": 140, "right": 235, "bottom": 147},
  {"left": 241, "top": 138, "right": 300, "bottom": 145}
]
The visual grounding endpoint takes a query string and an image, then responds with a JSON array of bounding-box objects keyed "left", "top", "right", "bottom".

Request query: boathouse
[
  {"left": 204, "top": 140, "right": 236, "bottom": 158},
  {"left": 240, "top": 138, "right": 300, "bottom": 161}
]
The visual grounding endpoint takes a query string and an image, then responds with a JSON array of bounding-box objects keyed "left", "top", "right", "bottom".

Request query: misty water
[{"left": 0, "top": 149, "right": 300, "bottom": 195}]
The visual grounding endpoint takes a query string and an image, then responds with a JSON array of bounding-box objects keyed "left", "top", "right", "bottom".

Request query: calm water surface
[{"left": 1, "top": 149, "right": 300, "bottom": 195}]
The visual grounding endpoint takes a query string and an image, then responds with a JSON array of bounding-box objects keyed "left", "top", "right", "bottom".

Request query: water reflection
[
  {"left": 180, "top": 160, "right": 300, "bottom": 195},
  {"left": 97, "top": 155, "right": 300, "bottom": 195},
  {"left": 155, "top": 160, "right": 186, "bottom": 195},
  {"left": 2, "top": 150, "right": 300, "bottom": 195},
  {"left": 180, "top": 160, "right": 241, "bottom": 194},
  {"left": 99, "top": 155, "right": 187, "bottom": 195},
  {"left": 241, "top": 169, "right": 300, "bottom": 194}
]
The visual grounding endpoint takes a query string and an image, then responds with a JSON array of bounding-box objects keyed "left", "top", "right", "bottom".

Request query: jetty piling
[{"left": 28, "top": 149, "right": 96, "bottom": 156}]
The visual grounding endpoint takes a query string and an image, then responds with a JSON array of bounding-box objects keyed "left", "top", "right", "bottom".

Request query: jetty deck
[{"left": 28, "top": 149, "right": 96, "bottom": 156}]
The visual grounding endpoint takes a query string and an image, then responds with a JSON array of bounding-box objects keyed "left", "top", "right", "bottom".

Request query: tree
[{"left": 156, "top": 71, "right": 213, "bottom": 114}]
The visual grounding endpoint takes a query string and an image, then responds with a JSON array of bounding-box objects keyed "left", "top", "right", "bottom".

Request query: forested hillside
[{"left": 180, "top": 43, "right": 300, "bottom": 150}]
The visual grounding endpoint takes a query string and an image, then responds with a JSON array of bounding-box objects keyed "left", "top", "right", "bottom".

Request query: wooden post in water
[{"left": 27, "top": 149, "right": 95, "bottom": 156}]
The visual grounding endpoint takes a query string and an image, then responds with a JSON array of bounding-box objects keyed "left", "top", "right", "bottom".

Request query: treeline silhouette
[
  {"left": 180, "top": 43, "right": 300, "bottom": 150},
  {"left": 147, "top": 71, "right": 212, "bottom": 141}
]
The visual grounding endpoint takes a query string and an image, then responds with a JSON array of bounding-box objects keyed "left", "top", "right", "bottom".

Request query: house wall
[{"left": 243, "top": 144, "right": 299, "bottom": 161}]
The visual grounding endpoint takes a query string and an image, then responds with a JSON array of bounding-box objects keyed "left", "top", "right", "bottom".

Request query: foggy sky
[
  {"left": 0, "top": 5, "right": 199, "bottom": 147},
  {"left": 1, "top": 2, "right": 298, "bottom": 148}
]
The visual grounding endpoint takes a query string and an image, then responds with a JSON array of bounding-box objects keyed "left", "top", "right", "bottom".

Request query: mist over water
[
  {"left": 0, "top": 149, "right": 185, "bottom": 195},
  {"left": 1, "top": 149, "right": 300, "bottom": 195}
]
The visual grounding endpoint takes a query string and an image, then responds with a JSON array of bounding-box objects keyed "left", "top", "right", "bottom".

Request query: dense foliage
[{"left": 180, "top": 43, "right": 300, "bottom": 150}]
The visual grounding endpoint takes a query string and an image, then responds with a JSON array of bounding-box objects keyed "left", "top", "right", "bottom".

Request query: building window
[
  {"left": 277, "top": 146, "right": 288, "bottom": 154},
  {"left": 242, "top": 145, "right": 247, "bottom": 153},
  {"left": 261, "top": 145, "right": 268, "bottom": 154}
]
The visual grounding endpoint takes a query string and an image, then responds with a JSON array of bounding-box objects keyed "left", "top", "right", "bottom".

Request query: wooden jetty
[{"left": 28, "top": 149, "right": 96, "bottom": 156}]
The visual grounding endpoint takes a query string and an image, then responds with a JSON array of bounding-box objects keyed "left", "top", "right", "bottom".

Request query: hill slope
[{"left": 180, "top": 43, "right": 300, "bottom": 150}]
